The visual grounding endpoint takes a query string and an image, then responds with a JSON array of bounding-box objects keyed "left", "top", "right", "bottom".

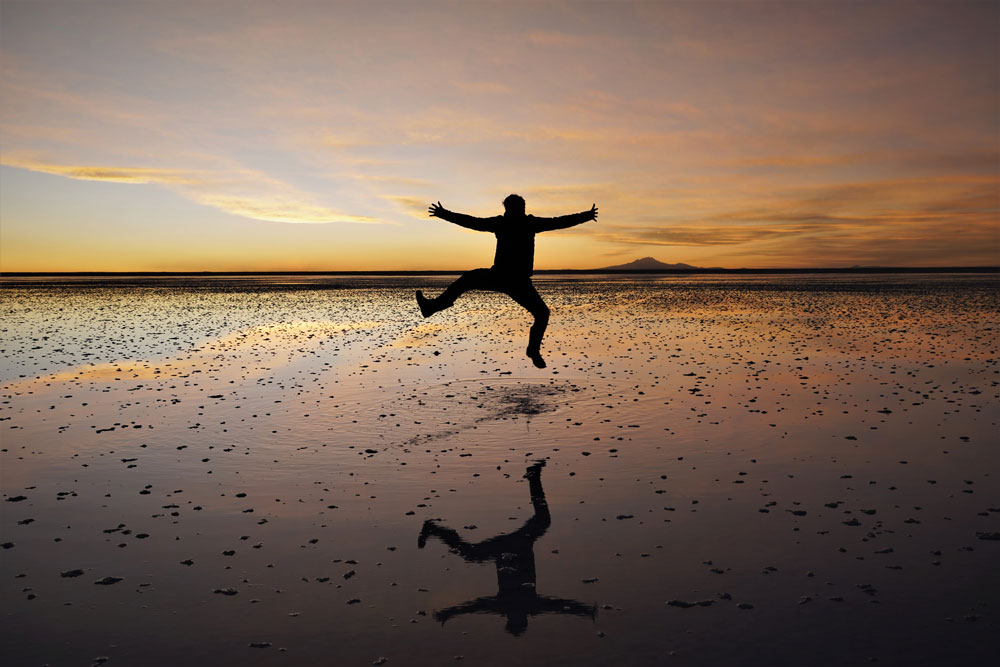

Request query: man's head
[{"left": 503, "top": 194, "right": 525, "bottom": 216}]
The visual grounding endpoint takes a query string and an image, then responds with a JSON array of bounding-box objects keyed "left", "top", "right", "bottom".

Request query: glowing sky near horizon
[{"left": 1, "top": 0, "right": 997, "bottom": 271}]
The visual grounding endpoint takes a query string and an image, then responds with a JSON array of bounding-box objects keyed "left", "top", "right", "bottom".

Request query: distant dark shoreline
[{"left": 1, "top": 267, "right": 997, "bottom": 278}]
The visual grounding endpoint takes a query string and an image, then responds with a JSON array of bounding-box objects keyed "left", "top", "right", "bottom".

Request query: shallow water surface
[{"left": 1, "top": 274, "right": 998, "bottom": 666}]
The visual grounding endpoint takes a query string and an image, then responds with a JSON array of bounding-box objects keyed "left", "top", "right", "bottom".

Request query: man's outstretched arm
[
  {"left": 433, "top": 596, "right": 504, "bottom": 624},
  {"left": 429, "top": 201, "right": 498, "bottom": 232},
  {"left": 533, "top": 204, "right": 598, "bottom": 233}
]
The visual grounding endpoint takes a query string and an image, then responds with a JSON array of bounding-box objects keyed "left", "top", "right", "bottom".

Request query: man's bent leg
[
  {"left": 417, "top": 268, "right": 494, "bottom": 317},
  {"left": 506, "top": 281, "right": 549, "bottom": 368}
]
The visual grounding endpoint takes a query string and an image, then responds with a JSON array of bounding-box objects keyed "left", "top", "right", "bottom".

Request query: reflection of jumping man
[
  {"left": 416, "top": 195, "right": 598, "bottom": 368},
  {"left": 417, "top": 460, "right": 596, "bottom": 635}
]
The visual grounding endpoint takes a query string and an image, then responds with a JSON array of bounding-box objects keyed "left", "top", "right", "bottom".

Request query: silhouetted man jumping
[{"left": 416, "top": 194, "right": 598, "bottom": 368}]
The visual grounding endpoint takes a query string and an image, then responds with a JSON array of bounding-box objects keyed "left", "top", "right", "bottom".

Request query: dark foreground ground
[{"left": 1, "top": 274, "right": 998, "bottom": 666}]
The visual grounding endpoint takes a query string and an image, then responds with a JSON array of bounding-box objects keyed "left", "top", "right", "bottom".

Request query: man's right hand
[{"left": 429, "top": 201, "right": 445, "bottom": 218}]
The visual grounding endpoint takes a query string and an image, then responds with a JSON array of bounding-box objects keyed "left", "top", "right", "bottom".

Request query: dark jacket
[{"left": 434, "top": 209, "right": 594, "bottom": 276}]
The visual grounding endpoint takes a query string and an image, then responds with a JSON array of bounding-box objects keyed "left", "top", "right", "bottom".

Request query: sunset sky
[{"left": 1, "top": 0, "right": 997, "bottom": 271}]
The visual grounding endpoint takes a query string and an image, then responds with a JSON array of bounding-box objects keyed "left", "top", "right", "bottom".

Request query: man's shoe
[
  {"left": 416, "top": 290, "right": 435, "bottom": 318},
  {"left": 527, "top": 349, "right": 546, "bottom": 369}
]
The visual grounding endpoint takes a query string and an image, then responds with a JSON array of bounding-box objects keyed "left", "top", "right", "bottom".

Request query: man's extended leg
[
  {"left": 522, "top": 460, "right": 551, "bottom": 536},
  {"left": 417, "top": 268, "right": 494, "bottom": 318},
  {"left": 505, "top": 281, "right": 550, "bottom": 368}
]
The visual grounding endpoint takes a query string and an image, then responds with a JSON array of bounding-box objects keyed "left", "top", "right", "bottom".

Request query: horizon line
[{"left": 2, "top": 266, "right": 998, "bottom": 278}]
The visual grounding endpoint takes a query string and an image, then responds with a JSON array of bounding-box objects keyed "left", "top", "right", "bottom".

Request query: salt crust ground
[{"left": 1, "top": 274, "right": 998, "bottom": 666}]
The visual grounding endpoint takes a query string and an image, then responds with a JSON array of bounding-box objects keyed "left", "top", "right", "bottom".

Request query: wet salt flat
[{"left": 1, "top": 273, "right": 998, "bottom": 666}]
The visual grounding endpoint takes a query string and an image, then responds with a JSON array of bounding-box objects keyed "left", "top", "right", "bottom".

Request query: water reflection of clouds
[
  {"left": 384, "top": 322, "right": 446, "bottom": 349},
  {"left": 13, "top": 320, "right": 382, "bottom": 388}
]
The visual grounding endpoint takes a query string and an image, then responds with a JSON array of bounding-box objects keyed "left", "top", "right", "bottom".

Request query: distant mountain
[{"left": 596, "top": 257, "right": 721, "bottom": 271}]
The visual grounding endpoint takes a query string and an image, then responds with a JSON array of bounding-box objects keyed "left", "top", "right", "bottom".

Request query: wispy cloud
[
  {"left": 525, "top": 30, "right": 587, "bottom": 47},
  {"left": 0, "top": 158, "right": 204, "bottom": 185},
  {"left": 196, "top": 195, "right": 377, "bottom": 224},
  {"left": 590, "top": 224, "right": 819, "bottom": 247},
  {"left": 454, "top": 80, "right": 513, "bottom": 95},
  {"left": 3, "top": 156, "right": 379, "bottom": 224},
  {"left": 381, "top": 195, "right": 430, "bottom": 219}
]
